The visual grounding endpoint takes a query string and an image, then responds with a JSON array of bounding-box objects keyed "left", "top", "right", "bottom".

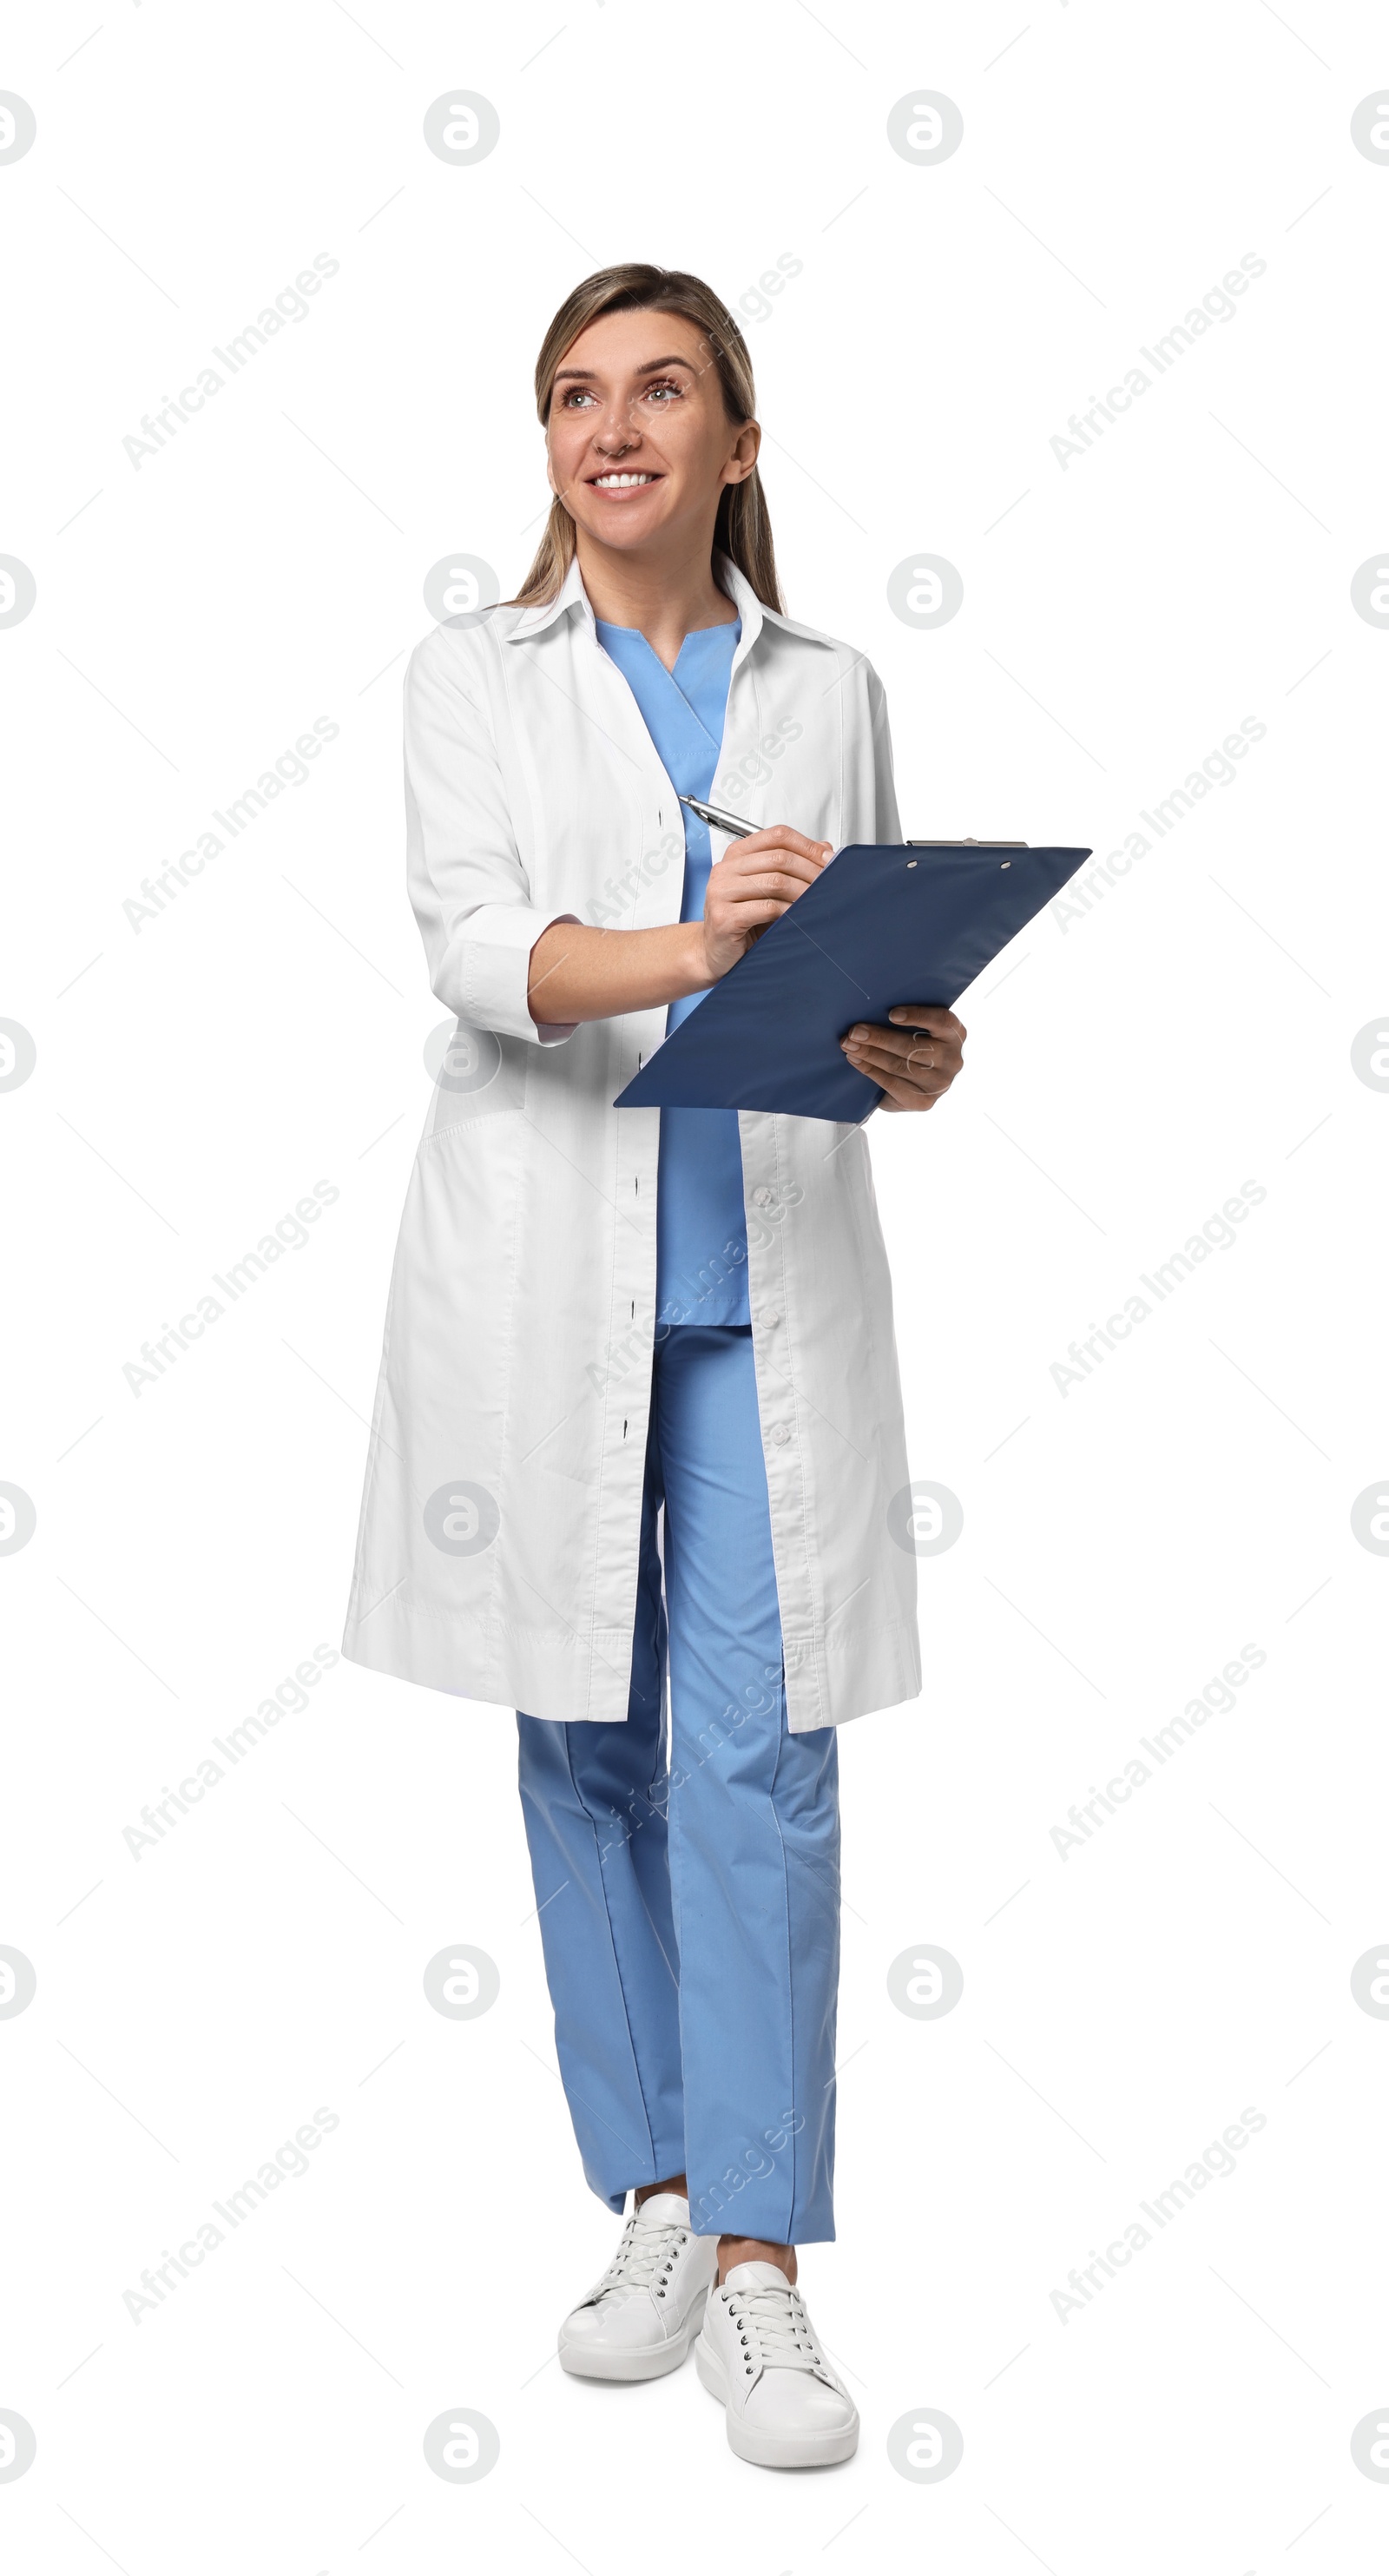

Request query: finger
[
  {"left": 722, "top": 866, "right": 824, "bottom": 904},
  {"left": 844, "top": 1022, "right": 949, "bottom": 1055},
  {"left": 726, "top": 849, "right": 826, "bottom": 883},
  {"left": 733, "top": 827, "right": 834, "bottom": 865},
  {"left": 885, "top": 1005, "right": 966, "bottom": 1040},
  {"left": 714, "top": 897, "right": 793, "bottom": 932},
  {"left": 716, "top": 861, "right": 826, "bottom": 902},
  {"left": 842, "top": 1038, "right": 954, "bottom": 1092},
  {"left": 871, "top": 1058, "right": 945, "bottom": 1105},
  {"left": 885, "top": 1004, "right": 964, "bottom": 1032},
  {"left": 842, "top": 1024, "right": 963, "bottom": 1072}
]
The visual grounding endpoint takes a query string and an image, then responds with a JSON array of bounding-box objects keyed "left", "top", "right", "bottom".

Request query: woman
[{"left": 343, "top": 264, "right": 965, "bottom": 2469}]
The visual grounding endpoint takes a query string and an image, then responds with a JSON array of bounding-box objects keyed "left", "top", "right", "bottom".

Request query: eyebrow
[{"left": 552, "top": 355, "right": 699, "bottom": 383}]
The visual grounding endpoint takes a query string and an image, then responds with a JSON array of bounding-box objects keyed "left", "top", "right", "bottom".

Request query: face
[{"left": 545, "top": 307, "right": 759, "bottom": 557}]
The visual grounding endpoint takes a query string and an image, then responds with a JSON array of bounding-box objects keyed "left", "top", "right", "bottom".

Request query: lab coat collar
[
  {"left": 504, "top": 550, "right": 593, "bottom": 643},
  {"left": 716, "top": 554, "right": 764, "bottom": 675},
  {"left": 717, "top": 555, "right": 842, "bottom": 663}
]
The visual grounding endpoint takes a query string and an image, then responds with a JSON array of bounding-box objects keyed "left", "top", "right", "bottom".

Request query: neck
[{"left": 574, "top": 526, "right": 736, "bottom": 669}]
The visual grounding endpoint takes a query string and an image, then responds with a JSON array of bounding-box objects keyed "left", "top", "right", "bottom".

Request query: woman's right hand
[{"left": 700, "top": 827, "right": 834, "bottom": 981}]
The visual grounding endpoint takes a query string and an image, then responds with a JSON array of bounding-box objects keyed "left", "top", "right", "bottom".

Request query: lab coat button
[
  {"left": 760, "top": 1308, "right": 780, "bottom": 1328},
  {"left": 752, "top": 1186, "right": 773, "bottom": 1209},
  {"left": 770, "top": 1422, "right": 793, "bottom": 1446}
]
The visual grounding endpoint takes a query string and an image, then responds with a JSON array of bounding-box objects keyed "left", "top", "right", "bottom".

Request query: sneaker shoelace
[
  {"left": 590, "top": 2214, "right": 688, "bottom": 2304},
  {"left": 721, "top": 2280, "right": 825, "bottom": 2375}
]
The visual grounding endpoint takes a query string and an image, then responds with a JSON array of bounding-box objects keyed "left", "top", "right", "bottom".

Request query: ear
[{"left": 722, "top": 420, "right": 761, "bottom": 487}]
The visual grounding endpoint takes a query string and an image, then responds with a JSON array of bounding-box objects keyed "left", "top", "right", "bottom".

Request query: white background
[{"left": 3, "top": 1, "right": 1388, "bottom": 2569}]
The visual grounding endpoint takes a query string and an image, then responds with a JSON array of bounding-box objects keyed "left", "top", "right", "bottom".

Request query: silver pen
[{"left": 678, "top": 793, "right": 760, "bottom": 839}]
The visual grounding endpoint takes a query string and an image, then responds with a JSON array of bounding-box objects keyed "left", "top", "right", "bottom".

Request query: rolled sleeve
[{"left": 404, "top": 629, "right": 576, "bottom": 1044}]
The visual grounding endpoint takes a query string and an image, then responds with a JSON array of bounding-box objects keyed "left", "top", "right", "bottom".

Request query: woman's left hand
[{"left": 839, "top": 1005, "right": 966, "bottom": 1113}]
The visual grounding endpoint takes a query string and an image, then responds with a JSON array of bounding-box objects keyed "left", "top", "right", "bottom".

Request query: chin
[{"left": 577, "top": 506, "right": 669, "bottom": 547}]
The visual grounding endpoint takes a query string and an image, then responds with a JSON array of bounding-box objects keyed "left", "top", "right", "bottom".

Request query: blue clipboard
[{"left": 615, "top": 841, "right": 1091, "bottom": 1122}]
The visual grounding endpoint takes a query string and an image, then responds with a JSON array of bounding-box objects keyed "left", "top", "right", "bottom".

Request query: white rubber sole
[
  {"left": 558, "top": 2284, "right": 709, "bottom": 2382},
  {"left": 694, "top": 2336, "right": 860, "bottom": 2467}
]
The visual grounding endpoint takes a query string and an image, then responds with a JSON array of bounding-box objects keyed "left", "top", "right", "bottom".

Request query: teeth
[{"left": 594, "top": 472, "right": 653, "bottom": 488}]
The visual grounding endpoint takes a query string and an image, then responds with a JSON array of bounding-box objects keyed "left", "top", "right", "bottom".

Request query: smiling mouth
[{"left": 589, "top": 471, "right": 661, "bottom": 491}]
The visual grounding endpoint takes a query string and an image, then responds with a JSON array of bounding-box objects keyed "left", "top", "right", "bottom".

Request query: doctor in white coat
[{"left": 344, "top": 263, "right": 965, "bottom": 2469}]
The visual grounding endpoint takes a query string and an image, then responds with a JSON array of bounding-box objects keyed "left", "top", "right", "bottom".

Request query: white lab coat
[{"left": 342, "top": 553, "right": 921, "bottom": 1731}]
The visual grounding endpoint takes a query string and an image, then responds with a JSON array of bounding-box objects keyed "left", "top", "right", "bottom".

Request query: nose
[{"left": 593, "top": 396, "right": 642, "bottom": 456}]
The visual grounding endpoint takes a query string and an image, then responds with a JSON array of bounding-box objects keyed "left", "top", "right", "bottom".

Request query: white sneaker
[
  {"left": 558, "top": 2192, "right": 718, "bottom": 2382},
  {"left": 695, "top": 2261, "right": 859, "bottom": 2467}
]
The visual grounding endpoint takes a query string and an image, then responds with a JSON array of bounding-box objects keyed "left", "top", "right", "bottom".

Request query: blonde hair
[{"left": 510, "top": 263, "right": 783, "bottom": 612}]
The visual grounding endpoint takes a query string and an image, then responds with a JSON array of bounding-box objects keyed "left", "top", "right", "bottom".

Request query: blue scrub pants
[{"left": 517, "top": 1326, "right": 841, "bottom": 2243}]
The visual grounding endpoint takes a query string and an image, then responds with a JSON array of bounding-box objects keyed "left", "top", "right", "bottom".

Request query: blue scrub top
[{"left": 596, "top": 615, "right": 749, "bottom": 1329}]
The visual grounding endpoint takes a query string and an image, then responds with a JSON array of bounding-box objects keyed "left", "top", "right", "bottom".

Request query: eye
[
  {"left": 557, "top": 387, "right": 597, "bottom": 409},
  {"left": 643, "top": 378, "right": 684, "bottom": 402}
]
